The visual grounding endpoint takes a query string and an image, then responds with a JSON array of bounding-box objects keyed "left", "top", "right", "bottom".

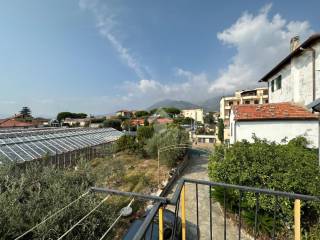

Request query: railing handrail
[
  {"left": 91, "top": 178, "right": 320, "bottom": 239},
  {"left": 183, "top": 178, "right": 320, "bottom": 201},
  {"left": 90, "top": 187, "right": 169, "bottom": 203}
]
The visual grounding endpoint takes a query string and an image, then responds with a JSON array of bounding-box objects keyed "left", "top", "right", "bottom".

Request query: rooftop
[{"left": 233, "top": 102, "right": 318, "bottom": 121}]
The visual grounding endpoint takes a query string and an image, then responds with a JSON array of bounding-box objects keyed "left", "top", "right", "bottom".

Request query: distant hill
[
  {"left": 198, "top": 95, "right": 222, "bottom": 112},
  {"left": 147, "top": 99, "right": 201, "bottom": 110}
]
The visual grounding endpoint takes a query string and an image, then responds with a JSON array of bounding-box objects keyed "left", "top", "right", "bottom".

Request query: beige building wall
[
  {"left": 181, "top": 108, "right": 204, "bottom": 123},
  {"left": 219, "top": 87, "right": 269, "bottom": 142}
]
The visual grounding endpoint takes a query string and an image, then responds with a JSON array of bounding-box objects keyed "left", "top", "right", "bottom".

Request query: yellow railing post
[
  {"left": 159, "top": 206, "right": 164, "bottom": 240},
  {"left": 294, "top": 199, "right": 301, "bottom": 240},
  {"left": 181, "top": 185, "right": 186, "bottom": 240}
]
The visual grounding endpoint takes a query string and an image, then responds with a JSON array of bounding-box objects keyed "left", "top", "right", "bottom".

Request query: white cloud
[
  {"left": 79, "top": 0, "right": 150, "bottom": 79},
  {"left": 209, "top": 3, "right": 313, "bottom": 92},
  {"left": 120, "top": 4, "right": 313, "bottom": 108},
  {"left": 75, "top": 3, "right": 314, "bottom": 111}
]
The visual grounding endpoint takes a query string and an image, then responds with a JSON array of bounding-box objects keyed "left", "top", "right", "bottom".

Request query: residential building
[
  {"left": 193, "top": 134, "right": 216, "bottom": 145},
  {"left": 220, "top": 87, "right": 268, "bottom": 141},
  {"left": 259, "top": 34, "right": 320, "bottom": 106},
  {"left": 116, "top": 110, "right": 132, "bottom": 118},
  {"left": 63, "top": 118, "right": 90, "bottom": 127},
  {"left": 229, "top": 103, "right": 318, "bottom": 148},
  {"left": 0, "top": 117, "right": 34, "bottom": 128},
  {"left": 130, "top": 118, "right": 145, "bottom": 127},
  {"left": 181, "top": 108, "right": 204, "bottom": 124}
]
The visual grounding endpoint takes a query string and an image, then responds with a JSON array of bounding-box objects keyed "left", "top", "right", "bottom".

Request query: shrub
[
  {"left": 137, "top": 126, "right": 154, "bottom": 143},
  {"left": 0, "top": 162, "right": 120, "bottom": 239},
  {"left": 103, "top": 119, "right": 122, "bottom": 131},
  {"left": 115, "top": 135, "right": 145, "bottom": 157},
  {"left": 208, "top": 137, "right": 320, "bottom": 238},
  {"left": 146, "top": 126, "right": 189, "bottom": 167}
]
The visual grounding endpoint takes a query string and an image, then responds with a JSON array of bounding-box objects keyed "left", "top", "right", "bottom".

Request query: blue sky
[{"left": 0, "top": 0, "right": 319, "bottom": 117}]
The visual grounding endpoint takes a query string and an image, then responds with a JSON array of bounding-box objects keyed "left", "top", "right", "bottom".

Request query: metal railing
[{"left": 104, "top": 178, "right": 320, "bottom": 240}]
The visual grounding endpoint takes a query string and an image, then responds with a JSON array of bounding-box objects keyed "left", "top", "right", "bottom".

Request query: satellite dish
[{"left": 120, "top": 206, "right": 133, "bottom": 217}]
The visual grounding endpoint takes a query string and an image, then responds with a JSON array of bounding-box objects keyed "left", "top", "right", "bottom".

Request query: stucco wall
[
  {"left": 230, "top": 119, "right": 318, "bottom": 148},
  {"left": 268, "top": 41, "right": 320, "bottom": 106}
]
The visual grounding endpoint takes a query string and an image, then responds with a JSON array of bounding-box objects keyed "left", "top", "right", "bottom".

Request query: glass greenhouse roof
[{"left": 0, "top": 128, "right": 123, "bottom": 163}]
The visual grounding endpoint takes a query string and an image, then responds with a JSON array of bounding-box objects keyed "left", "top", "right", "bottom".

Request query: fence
[{"left": 97, "top": 178, "right": 320, "bottom": 240}]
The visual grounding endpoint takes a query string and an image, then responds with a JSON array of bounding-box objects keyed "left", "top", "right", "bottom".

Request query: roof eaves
[{"left": 258, "top": 33, "right": 320, "bottom": 82}]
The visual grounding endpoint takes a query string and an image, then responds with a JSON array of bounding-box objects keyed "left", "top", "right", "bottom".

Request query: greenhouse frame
[{"left": 0, "top": 127, "right": 123, "bottom": 163}]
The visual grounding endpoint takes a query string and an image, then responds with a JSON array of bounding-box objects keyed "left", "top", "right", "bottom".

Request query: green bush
[
  {"left": 137, "top": 126, "right": 154, "bottom": 143},
  {"left": 103, "top": 119, "right": 122, "bottom": 131},
  {"left": 208, "top": 136, "right": 320, "bottom": 238},
  {"left": 0, "top": 162, "right": 120, "bottom": 240},
  {"left": 115, "top": 135, "right": 145, "bottom": 157},
  {"left": 146, "top": 126, "right": 189, "bottom": 167}
]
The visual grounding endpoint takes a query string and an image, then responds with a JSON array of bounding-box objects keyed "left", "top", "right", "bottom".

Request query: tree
[
  {"left": 208, "top": 137, "right": 320, "bottom": 238},
  {"left": 135, "top": 111, "right": 149, "bottom": 118},
  {"left": 144, "top": 117, "right": 149, "bottom": 126},
  {"left": 20, "top": 106, "right": 32, "bottom": 118},
  {"left": 137, "top": 126, "right": 154, "bottom": 142},
  {"left": 146, "top": 126, "right": 189, "bottom": 167},
  {"left": 57, "top": 112, "right": 87, "bottom": 122},
  {"left": 217, "top": 118, "right": 224, "bottom": 143},
  {"left": 204, "top": 113, "right": 215, "bottom": 124},
  {"left": 103, "top": 119, "right": 122, "bottom": 131}
]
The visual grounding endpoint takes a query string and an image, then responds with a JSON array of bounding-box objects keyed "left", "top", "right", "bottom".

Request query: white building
[
  {"left": 220, "top": 87, "right": 268, "bottom": 141},
  {"left": 181, "top": 108, "right": 204, "bottom": 124},
  {"left": 229, "top": 103, "right": 318, "bottom": 148},
  {"left": 259, "top": 34, "right": 320, "bottom": 106}
]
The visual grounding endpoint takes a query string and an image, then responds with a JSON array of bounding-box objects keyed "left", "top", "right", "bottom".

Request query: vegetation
[
  {"left": 103, "top": 119, "right": 122, "bottom": 131},
  {"left": 208, "top": 136, "right": 320, "bottom": 239},
  {"left": 204, "top": 112, "right": 215, "bottom": 124},
  {"left": 137, "top": 126, "right": 154, "bottom": 143},
  {"left": 217, "top": 118, "right": 224, "bottom": 142},
  {"left": 134, "top": 111, "right": 149, "bottom": 118},
  {"left": 0, "top": 162, "right": 120, "bottom": 240},
  {"left": 20, "top": 106, "right": 32, "bottom": 118},
  {"left": 146, "top": 126, "right": 189, "bottom": 167},
  {"left": 57, "top": 112, "right": 87, "bottom": 122},
  {"left": 173, "top": 116, "right": 194, "bottom": 125},
  {"left": 150, "top": 107, "right": 180, "bottom": 117}
]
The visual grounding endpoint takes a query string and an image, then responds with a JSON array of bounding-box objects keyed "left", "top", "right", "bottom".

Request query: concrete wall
[
  {"left": 230, "top": 117, "right": 318, "bottom": 148},
  {"left": 182, "top": 109, "right": 204, "bottom": 123},
  {"left": 268, "top": 41, "right": 320, "bottom": 106}
]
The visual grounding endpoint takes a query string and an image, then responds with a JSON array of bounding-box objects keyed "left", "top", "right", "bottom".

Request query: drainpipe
[{"left": 300, "top": 47, "right": 316, "bottom": 101}]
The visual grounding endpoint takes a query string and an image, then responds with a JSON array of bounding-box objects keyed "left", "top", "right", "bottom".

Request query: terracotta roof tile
[{"left": 233, "top": 102, "right": 317, "bottom": 121}]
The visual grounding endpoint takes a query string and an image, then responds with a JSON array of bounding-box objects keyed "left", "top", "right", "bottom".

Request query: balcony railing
[{"left": 92, "top": 178, "right": 320, "bottom": 240}]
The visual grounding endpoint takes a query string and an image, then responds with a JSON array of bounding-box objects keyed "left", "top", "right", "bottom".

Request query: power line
[
  {"left": 57, "top": 195, "right": 110, "bottom": 240},
  {"left": 15, "top": 191, "right": 90, "bottom": 240},
  {"left": 99, "top": 198, "right": 135, "bottom": 240}
]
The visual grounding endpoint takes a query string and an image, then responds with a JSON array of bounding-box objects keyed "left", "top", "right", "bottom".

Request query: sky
[{"left": 0, "top": 0, "right": 319, "bottom": 118}]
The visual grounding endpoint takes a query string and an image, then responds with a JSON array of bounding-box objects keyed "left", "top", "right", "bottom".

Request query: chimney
[{"left": 290, "top": 36, "right": 300, "bottom": 52}]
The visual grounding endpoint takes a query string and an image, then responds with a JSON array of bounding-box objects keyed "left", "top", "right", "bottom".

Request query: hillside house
[{"left": 229, "top": 103, "right": 318, "bottom": 148}]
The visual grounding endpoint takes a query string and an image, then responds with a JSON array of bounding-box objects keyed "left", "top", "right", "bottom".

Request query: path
[{"left": 166, "top": 150, "right": 252, "bottom": 240}]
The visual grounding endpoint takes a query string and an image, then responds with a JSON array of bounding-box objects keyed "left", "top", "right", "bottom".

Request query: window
[
  {"left": 229, "top": 101, "right": 233, "bottom": 106},
  {"left": 245, "top": 100, "right": 250, "bottom": 104},
  {"left": 265, "top": 99, "right": 269, "bottom": 103},
  {"left": 271, "top": 75, "right": 281, "bottom": 92},
  {"left": 254, "top": 100, "right": 259, "bottom": 104},
  {"left": 276, "top": 75, "right": 282, "bottom": 90}
]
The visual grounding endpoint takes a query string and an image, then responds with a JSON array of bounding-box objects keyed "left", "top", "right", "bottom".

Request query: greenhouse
[{"left": 0, "top": 127, "right": 123, "bottom": 163}]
